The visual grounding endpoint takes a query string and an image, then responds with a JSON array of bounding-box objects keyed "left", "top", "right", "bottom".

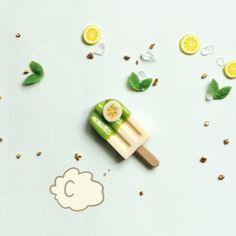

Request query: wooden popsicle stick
[{"left": 135, "top": 145, "right": 160, "bottom": 168}]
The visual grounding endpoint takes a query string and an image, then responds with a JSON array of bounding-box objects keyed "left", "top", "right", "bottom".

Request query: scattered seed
[
  {"left": 139, "top": 191, "right": 144, "bottom": 196},
  {"left": 201, "top": 73, "right": 208, "bottom": 79},
  {"left": 123, "top": 55, "right": 130, "bottom": 61},
  {"left": 149, "top": 43, "right": 156, "bottom": 50},
  {"left": 0, "top": 96, "right": 2, "bottom": 100},
  {"left": 0, "top": 138, "right": 3, "bottom": 142},
  {"left": 108, "top": 169, "right": 111, "bottom": 172},
  {"left": 204, "top": 121, "right": 210, "bottom": 127},
  {"left": 218, "top": 174, "right": 225, "bottom": 180},
  {"left": 86, "top": 52, "right": 94, "bottom": 60},
  {"left": 103, "top": 173, "right": 107, "bottom": 177},
  {"left": 36, "top": 151, "right": 42, "bottom": 156},
  {"left": 200, "top": 156, "right": 207, "bottom": 163},
  {"left": 135, "top": 60, "right": 139, "bottom": 65},
  {"left": 23, "top": 70, "right": 30, "bottom": 75},
  {"left": 152, "top": 78, "right": 159, "bottom": 86},
  {"left": 74, "top": 153, "right": 82, "bottom": 161},
  {"left": 15, "top": 33, "right": 21, "bottom": 38},
  {"left": 16, "top": 153, "right": 22, "bottom": 159},
  {"left": 223, "top": 139, "right": 229, "bottom": 145}
]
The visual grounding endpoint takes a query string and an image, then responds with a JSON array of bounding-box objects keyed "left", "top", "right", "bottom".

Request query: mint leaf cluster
[
  {"left": 23, "top": 61, "right": 44, "bottom": 86},
  {"left": 128, "top": 72, "right": 153, "bottom": 91},
  {"left": 209, "top": 79, "right": 232, "bottom": 100}
]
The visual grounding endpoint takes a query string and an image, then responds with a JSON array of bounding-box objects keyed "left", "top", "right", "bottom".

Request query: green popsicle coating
[
  {"left": 89, "top": 99, "right": 131, "bottom": 140},
  {"left": 90, "top": 111, "right": 115, "bottom": 140}
]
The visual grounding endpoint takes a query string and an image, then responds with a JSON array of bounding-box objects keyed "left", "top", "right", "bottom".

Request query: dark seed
[
  {"left": 87, "top": 52, "right": 94, "bottom": 60},
  {"left": 16, "top": 153, "right": 21, "bottom": 159},
  {"left": 200, "top": 156, "right": 207, "bottom": 163},
  {"left": 223, "top": 139, "right": 229, "bottom": 145},
  {"left": 218, "top": 174, "right": 225, "bottom": 180},
  {"left": 36, "top": 151, "right": 42, "bottom": 156},
  {"left": 0, "top": 138, "right": 3, "bottom": 142},
  {"left": 123, "top": 56, "right": 131, "bottom": 61},
  {"left": 16, "top": 33, "right": 21, "bottom": 38},
  {"left": 136, "top": 60, "right": 139, "bottom": 65},
  {"left": 139, "top": 191, "right": 144, "bottom": 196},
  {"left": 201, "top": 73, "right": 208, "bottom": 79},
  {"left": 74, "top": 153, "right": 82, "bottom": 161},
  {"left": 23, "top": 70, "right": 30, "bottom": 75},
  {"left": 204, "top": 121, "right": 210, "bottom": 127},
  {"left": 149, "top": 43, "right": 156, "bottom": 50},
  {"left": 152, "top": 78, "right": 159, "bottom": 86}
]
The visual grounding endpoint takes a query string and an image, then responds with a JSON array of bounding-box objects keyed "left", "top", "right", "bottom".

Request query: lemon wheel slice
[
  {"left": 180, "top": 34, "right": 201, "bottom": 55},
  {"left": 83, "top": 25, "right": 102, "bottom": 45},
  {"left": 224, "top": 60, "right": 236, "bottom": 79}
]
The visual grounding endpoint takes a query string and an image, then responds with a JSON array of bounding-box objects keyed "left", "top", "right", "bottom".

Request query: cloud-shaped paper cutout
[{"left": 50, "top": 168, "right": 104, "bottom": 211}]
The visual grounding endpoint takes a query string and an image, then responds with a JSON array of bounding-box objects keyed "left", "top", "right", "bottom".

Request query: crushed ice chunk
[
  {"left": 140, "top": 51, "right": 156, "bottom": 62},
  {"left": 138, "top": 70, "right": 147, "bottom": 79},
  {"left": 94, "top": 43, "right": 105, "bottom": 55},
  {"left": 216, "top": 57, "right": 225, "bottom": 67},
  {"left": 201, "top": 45, "right": 215, "bottom": 56},
  {"left": 206, "top": 90, "right": 213, "bottom": 101}
]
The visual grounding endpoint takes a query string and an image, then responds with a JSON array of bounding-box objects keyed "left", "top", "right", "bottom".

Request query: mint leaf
[
  {"left": 210, "top": 79, "right": 219, "bottom": 98},
  {"left": 139, "top": 78, "right": 153, "bottom": 91},
  {"left": 128, "top": 72, "right": 153, "bottom": 91},
  {"left": 22, "top": 61, "right": 44, "bottom": 86},
  {"left": 128, "top": 72, "right": 141, "bottom": 91},
  {"left": 215, "top": 86, "right": 232, "bottom": 99},
  {"left": 23, "top": 74, "right": 42, "bottom": 85},
  {"left": 30, "top": 61, "right": 44, "bottom": 76}
]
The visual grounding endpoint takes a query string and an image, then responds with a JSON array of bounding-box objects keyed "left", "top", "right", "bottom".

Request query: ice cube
[
  {"left": 201, "top": 45, "right": 214, "bottom": 56},
  {"left": 140, "top": 51, "right": 156, "bottom": 62},
  {"left": 94, "top": 43, "right": 105, "bottom": 55},
  {"left": 138, "top": 70, "right": 147, "bottom": 79},
  {"left": 216, "top": 57, "right": 225, "bottom": 67},
  {"left": 206, "top": 90, "right": 213, "bottom": 101}
]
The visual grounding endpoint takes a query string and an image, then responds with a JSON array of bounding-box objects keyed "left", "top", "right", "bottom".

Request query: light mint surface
[{"left": 1, "top": 0, "right": 236, "bottom": 236}]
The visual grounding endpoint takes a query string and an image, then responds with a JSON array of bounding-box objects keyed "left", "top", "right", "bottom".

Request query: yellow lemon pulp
[
  {"left": 83, "top": 25, "right": 101, "bottom": 45},
  {"left": 106, "top": 104, "right": 119, "bottom": 119},
  {"left": 180, "top": 34, "right": 201, "bottom": 55},
  {"left": 224, "top": 60, "right": 236, "bottom": 79}
]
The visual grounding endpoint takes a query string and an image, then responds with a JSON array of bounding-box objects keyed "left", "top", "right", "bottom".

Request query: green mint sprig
[
  {"left": 23, "top": 61, "right": 44, "bottom": 86},
  {"left": 209, "top": 79, "right": 232, "bottom": 100},
  {"left": 128, "top": 72, "right": 153, "bottom": 91}
]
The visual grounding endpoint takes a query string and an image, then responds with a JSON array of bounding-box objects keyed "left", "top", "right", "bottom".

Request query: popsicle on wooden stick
[{"left": 89, "top": 99, "right": 159, "bottom": 168}]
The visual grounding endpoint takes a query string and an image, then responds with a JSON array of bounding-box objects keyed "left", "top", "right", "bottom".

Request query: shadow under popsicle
[{"left": 86, "top": 121, "right": 159, "bottom": 169}]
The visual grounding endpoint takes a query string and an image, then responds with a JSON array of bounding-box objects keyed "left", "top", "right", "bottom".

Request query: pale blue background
[{"left": 1, "top": 0, "right": 236, "bottom": 235}]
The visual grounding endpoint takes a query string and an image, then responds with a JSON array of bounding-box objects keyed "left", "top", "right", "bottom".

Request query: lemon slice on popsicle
[
  {"left": 224, "top": 60, "right": 236, "bottom": 79},
  {"left": 180, "top": 34, "right": 201, "bottom": 55},
  {"left": 83, "top": 25, "right": 102, "bottom": 45}
]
